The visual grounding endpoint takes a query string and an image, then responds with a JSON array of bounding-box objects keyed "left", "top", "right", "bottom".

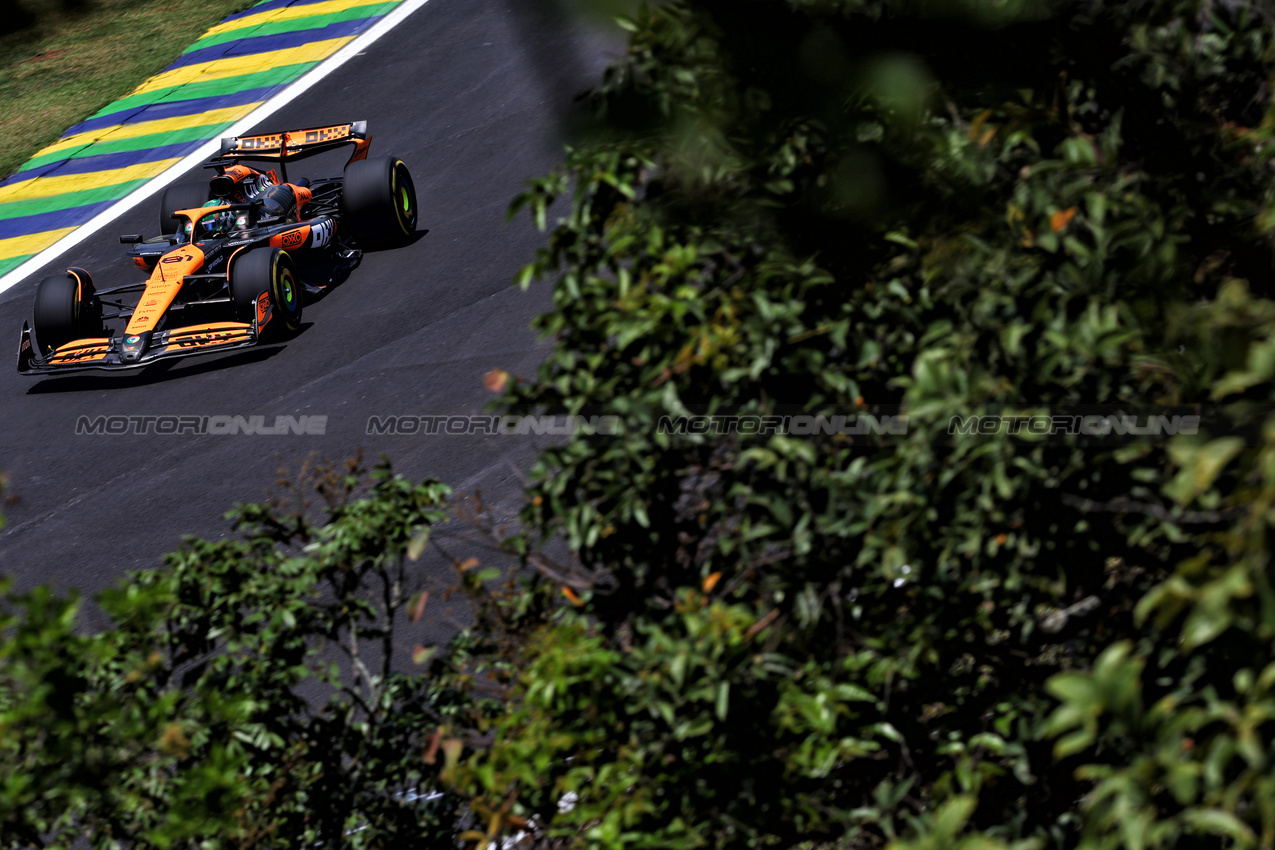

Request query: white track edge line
[{"left": 0, "top": 0, "right": 431, "bottom": 298}]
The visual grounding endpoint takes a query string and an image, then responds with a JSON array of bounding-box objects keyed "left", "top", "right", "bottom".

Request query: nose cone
[{"left": 121, "top": 332, "right": 148, "bottom": 362}]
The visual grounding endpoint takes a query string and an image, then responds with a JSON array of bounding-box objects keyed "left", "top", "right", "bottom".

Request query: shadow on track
[
  {"left": 506, "top": 0, "right": 627, "bottom": 140},
  {"left": 355, "top": 228, "right": 430, "bottom": 256}
]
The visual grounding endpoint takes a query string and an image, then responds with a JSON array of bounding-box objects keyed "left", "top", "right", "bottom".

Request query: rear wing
[{"left": 211, "top": 120, "right": 372, "bottom": 181}]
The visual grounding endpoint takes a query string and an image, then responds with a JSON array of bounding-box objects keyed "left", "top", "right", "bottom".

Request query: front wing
[{"left": 18, "top": 321, "right": 259, "bottom": 375}]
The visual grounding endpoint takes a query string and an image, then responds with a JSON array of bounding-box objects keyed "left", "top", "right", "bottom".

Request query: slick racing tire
[
  {"left": 231, "top": 249, "right": 301, "bottom": 341},
  {"left": 33, "top": 268, "right": 104, "bottom": 356},
  {"left": 158, "top": 182, "right": 211, "bottom": 235},
  {"left": 342, "top": 155, "right": 416, "bottom": 248}
]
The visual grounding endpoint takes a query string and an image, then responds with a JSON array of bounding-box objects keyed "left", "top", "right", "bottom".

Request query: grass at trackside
[{"left": 0, "top": 0, "right": 259, "bottom": 182}]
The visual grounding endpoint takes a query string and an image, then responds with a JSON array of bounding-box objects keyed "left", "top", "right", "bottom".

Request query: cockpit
[{"left": 180, "top": 204, "right": 253, "bottom": 244}]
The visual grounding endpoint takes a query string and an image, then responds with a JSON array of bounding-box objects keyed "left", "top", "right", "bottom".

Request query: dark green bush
[
  {"left": 447, "top": 2, "right": 1275, "bottom": 848},
  {"left": 0, "top": 460, "right": 463, "bottom": 848}
]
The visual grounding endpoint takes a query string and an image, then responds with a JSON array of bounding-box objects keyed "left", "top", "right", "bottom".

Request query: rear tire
[
  {"left": 158, "top": 182, "right": 210, "bottom": 235},
  {"left": 342, "top": 156, "right": 416, "bottom": 248},
  {"left": 33, "top": 268, "right": 103, "bottom": 355},
  {"left": 231, "top": 249, "right": 301, "bottom": 341}
]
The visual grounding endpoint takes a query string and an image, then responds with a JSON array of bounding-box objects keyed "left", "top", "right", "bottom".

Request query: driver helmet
[{"left": 192, "top": 200, "right": 233, "bottom": 239}]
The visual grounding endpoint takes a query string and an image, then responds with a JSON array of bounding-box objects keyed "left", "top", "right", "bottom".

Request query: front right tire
[{"left": 33, "top": 268, "right": 104, "bottom": 355}]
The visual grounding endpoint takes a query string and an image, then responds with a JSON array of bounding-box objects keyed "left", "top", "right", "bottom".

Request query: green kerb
[
  {"left": 83, "top": 62, "right": 321, "bottom": 123},
  {"left": 16, "top": 125, "right": 240, "bottom": 175},
  {"left": 0, "top": 180, "right": 152, "bottom": 222},
  {"left": 184, "top": 4, "right": 395, "bottom": 53},
  {"left": 0, "top": 254, "right": 34, "bottom": 276}
]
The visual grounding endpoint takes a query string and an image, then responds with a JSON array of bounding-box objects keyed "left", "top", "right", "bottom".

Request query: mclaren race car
[{"left": 17, "top": 120, "right": 416, "bottom": 375}]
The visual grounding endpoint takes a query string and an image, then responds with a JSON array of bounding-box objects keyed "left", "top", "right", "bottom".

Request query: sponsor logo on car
[
  {"left": 301, "top": 125, "right": 350, "bottom": 144},
  {"left": 310, "top": 219, "right": 335, "bottom": 249},
  {"left": 239, "top": 134, "right": 283, "bottom": 151},
  {"left": 281, "top": 229, "right": 307, "bottom": 249}
]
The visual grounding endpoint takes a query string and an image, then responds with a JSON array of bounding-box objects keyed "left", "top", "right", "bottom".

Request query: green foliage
[
  {"left": 0, "top": 459, "right": 463, "bottom": 848},
  {"left": 439, "top": 0, "right": 1275, "bottom": 848}
]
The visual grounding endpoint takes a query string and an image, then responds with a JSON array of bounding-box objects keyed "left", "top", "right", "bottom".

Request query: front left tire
[{"left": 231, "top": 249, "right": 301, "bottom": 341}]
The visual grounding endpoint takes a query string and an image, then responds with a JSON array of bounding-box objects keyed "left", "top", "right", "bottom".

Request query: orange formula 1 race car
[{"left": 17, "top": 121, "right": 416, "bottom": 375}]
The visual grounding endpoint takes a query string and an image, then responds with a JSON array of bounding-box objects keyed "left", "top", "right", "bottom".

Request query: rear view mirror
[{"left": 119, "top": 234, "right": 143, "bottom": 243}]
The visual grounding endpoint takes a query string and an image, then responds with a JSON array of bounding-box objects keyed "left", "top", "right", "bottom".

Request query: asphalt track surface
[{"left": 0, "top": 0, "right": 619, "bottom": 632}]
